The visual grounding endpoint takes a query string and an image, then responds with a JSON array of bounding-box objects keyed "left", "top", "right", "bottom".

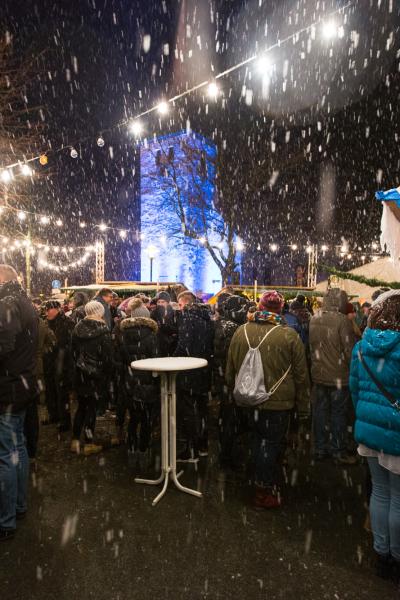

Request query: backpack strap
[
  {"left": 268, "top": 365, "right": 292, "bottom": 396},
  {"left": 358, "top": 349, "right": 400, "bottom": 412},
  {"left": 245, "top": 323, "right": 279, "bottom": 349}
]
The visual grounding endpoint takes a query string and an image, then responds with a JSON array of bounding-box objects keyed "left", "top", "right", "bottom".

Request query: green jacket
[
  {"left": 225, "top": 321, "right": 310, "bottom": 414},
  {"left": 309, "top": 288, "right": 357, "bottom": 387}
]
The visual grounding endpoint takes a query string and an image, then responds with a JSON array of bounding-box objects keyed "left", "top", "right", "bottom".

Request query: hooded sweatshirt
[
  {"left": 350, "top": 328, "right": 400, "bottom": 456},
  {"left": 309, "top": 288, "right": 357, "bottom": 386}
]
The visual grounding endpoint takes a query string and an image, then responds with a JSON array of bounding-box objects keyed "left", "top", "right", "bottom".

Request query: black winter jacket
[
  {"left": 151, "top": 305, "right": 178, "bottom": 357},
  {"left": 174, "top": 304, "right": 214, "bottom": 392},
  {"left": 47, "top": 312, "right": 75, "bottom": 388},
  {"left": 213, "top": 318, "right": 242, "bottom": 384},
  {"left": 72, "top": 317, "right": 113, "bottom": 396},
  {"left": 115, "top": 317, "right": 159, "bottom": 403},
  {"left": 0, "top": 281, "right": 39, "bottom": 412}
]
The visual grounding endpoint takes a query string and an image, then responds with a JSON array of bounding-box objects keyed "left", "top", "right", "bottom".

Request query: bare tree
[
  {"left": 142, "top": 134, "right": 240, "bottom": 285},
  {"left": 0, "top": 33, "right": 44, "bottom": 216}
]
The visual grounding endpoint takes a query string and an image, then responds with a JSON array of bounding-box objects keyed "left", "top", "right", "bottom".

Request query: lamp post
[{"left": 147, "top": 245, "right": 158, "bottom": 282}]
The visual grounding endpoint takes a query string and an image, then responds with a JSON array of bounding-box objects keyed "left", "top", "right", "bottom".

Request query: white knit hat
[{"left": 85, "top": 300, "right": 105, "bottom": 318}]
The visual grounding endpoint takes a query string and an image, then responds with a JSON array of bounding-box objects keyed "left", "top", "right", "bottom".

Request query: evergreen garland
[{"left": 319, "top": 264, "right": 400, "bottom": 290}]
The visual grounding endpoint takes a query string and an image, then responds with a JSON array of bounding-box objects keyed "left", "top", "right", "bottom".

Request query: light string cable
[{"left": 0, "top": 1, "right": 354, "bottom": 172}]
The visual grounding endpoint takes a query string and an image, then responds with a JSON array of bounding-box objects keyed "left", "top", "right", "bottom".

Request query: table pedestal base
[{"left": 134, "top": 372, "right": 202, "bottom": 506}]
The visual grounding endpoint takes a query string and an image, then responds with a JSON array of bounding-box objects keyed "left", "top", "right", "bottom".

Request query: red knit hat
[{"left": 258, "top": 291, "right": 284, "bottom": 313}]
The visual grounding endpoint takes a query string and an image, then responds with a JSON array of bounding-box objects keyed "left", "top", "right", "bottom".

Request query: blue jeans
[
  {"left": 249, "top": 409, "right": 290, "bottom": 489},
  {"left": 368, "top": 457, "right": 400, "bottom": 560},
  {"left": 0, "top": 411, "right": 29, "bottom": 531},
  {"left": 313, "top": 385, "right": 349, "bottom": 456}
]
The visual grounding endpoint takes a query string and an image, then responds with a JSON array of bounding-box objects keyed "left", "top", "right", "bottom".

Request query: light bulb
[
  {"left": 270, "top": 243, "right": 278, "bottom": 252},
  {"left": 207, "top": 82, "right": 219, "bottom": 99},
  {"left": 56, "top": 219, "right": 63, "bottom": 227},
  {"left": 18, "top": 211, "right": 26, "bottom": 221},
  {"left": 291, "top": 244, "right": 298, "bottom": 251},
  {"left": 119, "top": 229, "right": 127, "bottom": 239},
  {"left": 322, "top": 21, "right": 337, "bottom": 40},
  {"left": 40, "top": 216, "right": 50, "bottom": 225},
  {"left": 99, "top": 223, "right": 107, "bottom": 232},
  {"left": 0, "top": 170, "right": 12, "bottom": 183},
  {"left": 321, "top": 244, "right": 328, "bottom": 252},
  {"left": 97, "top": 136, "right": 105, "bottom": 147},
  {"left": 70, "top": 148, "right": 78, "bottom": 159},
  {"left": 157, "top": 101, "right": 169, "bottom": 115},
  {"left": 257, "top": 55, "right": 273, "bottom": 76},
  {"left": 79, "top": 221, "right": 86, "bottom": 228},
  {"left": 129, "top": 120, "right": 143, "bottom": 137},
  {"left": 21, "top": 164, "right": 32, "bottom": 176}
]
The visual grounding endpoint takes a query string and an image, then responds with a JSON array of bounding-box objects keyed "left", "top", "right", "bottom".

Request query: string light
[
  {"left": 99, "top": 223, "right": 108, "bottom": 232},
  {"left": 270, "top": 243, "right": 278, "bottom": 252},
  {"left": 56, "top": 219, "right": 63, "bottom": 227},
  {"left": 207, "top": 82, "right": 219, "bottom": 99},
  {"left": 20, "top": 164, "right": 33, "bottom": 176},
  {"left": 291, "top": 243, "right": 298, "bottom": 251},
  {"left": 17, "top": 210, "right": 26, "bottom": 221},
  {"left": 129, "top": 120, "right": 143, "bottom": 137},
  {"left": 1, "top": 170, "right": 12, "bottom": 183},
  {"left": 157, "top": 101, "right": 169, "bottom": 115}
]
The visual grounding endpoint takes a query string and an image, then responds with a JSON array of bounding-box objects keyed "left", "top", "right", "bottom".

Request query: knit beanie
[
  {"left": 155, "top": 291, "right": 171, "bottom": 303},
  {"left": 128, "top": 297, "right": 150, "bottom": 318},
  {"left": 258, "top": 291, "right": 284, "bottom": 313},
  {"left": 85, "top": 300, "right": 105, "bottom": 319}
]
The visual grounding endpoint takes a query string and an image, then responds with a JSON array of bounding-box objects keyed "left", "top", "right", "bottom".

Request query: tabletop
[{"left": 130, "top": 357, "right": 208, "bottom": 372}]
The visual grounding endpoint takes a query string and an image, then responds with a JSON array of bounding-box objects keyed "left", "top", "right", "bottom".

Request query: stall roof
[
  {"left": 61, "top": 282, "right": 185, "bottom": 295},
  {"left": 208, "top": 285, "right": 316, "bottom": 305}
]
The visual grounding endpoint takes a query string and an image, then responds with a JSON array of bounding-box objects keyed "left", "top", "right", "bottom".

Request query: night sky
[{"left": 1, "top": 0, "right": 399, "bottom": 286}]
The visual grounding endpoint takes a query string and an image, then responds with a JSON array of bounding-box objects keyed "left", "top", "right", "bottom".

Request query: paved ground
[{"left": 0, "top": 421, "right": 396, "bottom": 600}]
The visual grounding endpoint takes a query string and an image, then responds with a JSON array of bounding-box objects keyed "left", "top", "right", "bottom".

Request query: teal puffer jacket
[{"left": 350, "top": 328, "right": 400, "bottom": 456}]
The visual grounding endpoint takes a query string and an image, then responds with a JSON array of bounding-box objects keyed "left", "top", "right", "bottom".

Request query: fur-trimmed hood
[
  {"left": 120, "top": 317, "right": 158, "bottom": 333},
  {"left": 74, "top": 317, "right": 109, "bottom": 340}
]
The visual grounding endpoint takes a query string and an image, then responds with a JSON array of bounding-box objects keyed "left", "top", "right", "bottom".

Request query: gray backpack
[{"left": 233, "top": 324, "right": 291, "bottom": 407}]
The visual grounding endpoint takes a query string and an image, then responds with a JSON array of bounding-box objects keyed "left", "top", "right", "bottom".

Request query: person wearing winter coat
[
  {"left": 93, "top": 288, "right": 114, "bottom": 330},
  {"left": 309, "top": 288, "right": 358, "bottom": 464},
  {"left": 289, "top": 294, "right": 311, "bottom": 345},
  {"left": 115, "top": 299, "right": 159, "bottom": 453},
  {"left": 174, "top": 291, "right": 214, "bottom": 462},
  {"left": 70, "top": 292, "right": 88, "bottom": 325},
  {"left": 45, "top": 300, "right": 75, "bottom": 433},
  {"left": 151, "top": 292, "right": 178, "bottom": 357},
  {"left": 25, "top": 301, "right": 56, "bottom": 461},
  {"left": 70, "top": 301, "right": 113, "bottom": 456},
  {"left": 214, "top": 294, "right": 249, "bottom": 469},
  {"left": 226, "top": 291, "right": 310, "bottom": 510},
  {"left": 350, "top": 291, "right": 400, "bottom": 586},
  {"left": 0, "top": 265, "right": 39, "bottom": 541}
]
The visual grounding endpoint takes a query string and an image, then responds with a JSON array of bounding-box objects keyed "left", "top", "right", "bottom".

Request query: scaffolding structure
[
  {"left": 307, "top": 244, "right": 318, "bottom": 288},
  {"left": 95, "top": 240, "right": 105, "bottom": 284}
]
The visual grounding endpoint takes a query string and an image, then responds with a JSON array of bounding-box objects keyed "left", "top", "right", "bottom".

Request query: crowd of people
[{"left": 1, "top": 262, "right": 400, "bottom": 590}]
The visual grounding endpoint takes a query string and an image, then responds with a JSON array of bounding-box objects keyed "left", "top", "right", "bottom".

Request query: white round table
[{"left": 130, "top": 356, "right": 208, "bottom": 506}]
